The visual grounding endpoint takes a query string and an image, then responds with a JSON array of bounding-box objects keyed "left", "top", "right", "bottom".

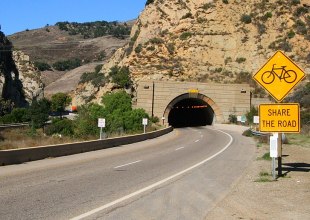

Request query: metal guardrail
[
  {"left": 250, "top": 130, "right": 270, "bottom": 136},
  {"left": 0, "top": 123, "right": 29, "bottom": 128}
]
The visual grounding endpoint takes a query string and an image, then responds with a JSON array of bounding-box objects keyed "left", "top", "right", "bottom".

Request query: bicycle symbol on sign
[{"left": 261, "top": 64, "right": 297, "bottom": 84}]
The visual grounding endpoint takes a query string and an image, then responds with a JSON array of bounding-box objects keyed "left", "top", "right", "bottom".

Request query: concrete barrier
[{"left": 0, "top": 127, "right": 173, "bottom": 166}]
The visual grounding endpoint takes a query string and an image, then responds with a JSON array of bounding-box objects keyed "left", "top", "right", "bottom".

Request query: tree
[
  {"left": 51, "top": 93, "right": 71, "bottom": 117},
  {"left": 29, "top": 98, "right": 51, "bottom": 130},
  {"left": 74, "top": 103, "right": 106, "bottom": 137},
  {"left": 108, "top": 66, "right": 131, "bottom": 88},
  {"left": 101, "top": 91, "right": 132, "bottom": 114}
]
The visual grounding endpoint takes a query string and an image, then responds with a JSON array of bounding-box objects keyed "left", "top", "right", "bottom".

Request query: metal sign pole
[
  {"left": 278, "top": 132, "right": 282, "bottom": 177},
  {"left": 100, "top": 127, "right": 103, "bottom": 140},
  {"left": 144, "top": 125, "right": 146, "bottom": 134},
  {"left": 272, "top": 157, "right": 276, "bottom": 180}
]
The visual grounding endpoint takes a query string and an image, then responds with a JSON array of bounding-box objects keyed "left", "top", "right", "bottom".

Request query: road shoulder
[{"left": 206, "top": 127, "right": 310, "bottom": 220}]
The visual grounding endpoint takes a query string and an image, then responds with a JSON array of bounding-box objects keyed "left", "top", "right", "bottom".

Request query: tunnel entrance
[{"left": 166, "top": 96, "right": 214, "bottom": 128}]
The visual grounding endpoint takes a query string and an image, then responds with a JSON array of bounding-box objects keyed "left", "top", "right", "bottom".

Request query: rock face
[
  {"left": 0, "top": 31, "right": 43, "bottom": 107},
  {"left": 74, "top": 0, "right": 309, "bottom": 105}
]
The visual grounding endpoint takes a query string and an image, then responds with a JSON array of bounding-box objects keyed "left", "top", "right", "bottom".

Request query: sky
[{"left": 0, "top": 0, "right": 146, "bottom": 35}]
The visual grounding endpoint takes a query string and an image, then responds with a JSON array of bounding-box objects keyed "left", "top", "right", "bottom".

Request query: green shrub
[
  {"left": 145, "top": 0, "right": 154, "bottom": 6},
  {"left": 124, "top": 109, "right": 149, "bottom": 132},
  {"left": 246, "top": 106, "right": 258, "bottom": 124},
  {"left": 262, "top": 12, "right": 272, "bottom": 21},
  {"left": 149, "top": 38, "right": 164, "bottom": 44},
  {"left": 34, "top": 61, "right": 52, "bottom": 71},
  {"left": 97, "top": 51, "right": 106, "bottom": 61},
  {"left": 0, "top": 108, "right": 30, "bottom": 124},
  {"left": 56, "top": 21, "right": 130, "bottom": 39},
  {"left": 294, "top": 6, "right": 308, "bottom": 17},
  {"left": 228, "top": 114, "right": 237, "bottom": 124},
  {"left": 181, "top": 13, "right": 193, "bottom": 19},
  {"left": 287, "top": 30, "right": 295, "bottom": 39},
  {"left": 240, "top": 14, "right": 252, "bottom": 24},
  {"left": 180, "top": 32, "right": 192, "bottom": 40},
  {"left": 95, "top": 64, "right": 103, "bottom": 73},
  {"left": 52, "top": 58, "right": 82, "bottom": 71},
  {"left": 236, "top": 57, "right": 246, "bottom": 63},
  {"left": 167, "top": 43, "right": 175, "bottom": 54},
  {"left": 202, "top": 3, "right": 214, "bottom": 10},
  {"left": 242, "top": 129, "right": 253, "bottom": 137},
  {"left": 291, "top": 0, "right": 300, "bottom": 5},
  {"left": 135, "top": 44, "right": 143, "bottom": 53},
  {"left": 109, "top": 66, "right": 131, "bottom": 88},
  {"left": 222, "top": 0, "right": 229, "bottom": 4},
  {"left": 45, "top": 118, "right": 74, "bottom": 136},
  {"left": 261, "top": 152, "right": 271, "bottom": 161}
]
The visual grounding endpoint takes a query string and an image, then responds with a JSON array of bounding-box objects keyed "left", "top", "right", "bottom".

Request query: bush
[
  {"left": 0, "top": 108, "right": 30, "bottom": 124},
  {"left": 246, "top": 106, "right": 258, "bottom": 124},
  {"left": 228, "top": 114, "right": 237, "bottom": 124},
  {"left": 109, "top": 66, "right": 131, "bottom": 88},
  {"left": 34, "top": 61, "right": 52, "bottom": 71},
  {"left": 202, "top": 3, "right": 214, "bottom": 10},
  {"left": 262, "top": 12, "right": 272, "bottom": 21},
  {"left": 145, "top": 0, "right": 154, "bottom": 6},
  {"left": 222, "top": 0, "right": 229, "bottom": 4},
  {"left": 149, "top": 38, "right": 164, "bottom": 44},
  {"left": 45, "top": 118, "right": 74, "bottom": 136},
  {"left": 135, "top": 44, "right": 143, "bottom": 53},
  {"left": 180, "top": 32, "right": 192, "bottom": 40},
  {"left": 124, "top": 109, "right": 149, "bottom": 132},
  {"left": 181, "top": 13, "right": 193, "bottom": 19},
  {"left": 52, "top": 58, "right": 82, "bottom": 71},
  {"left": 167, "top": 43, "right": 175, "bottom": 54},
  {"left": 241, "top": 14, "right": 252, "bottom": 24},
  {"left": 236, "top": 57, "right": 246, "bottom": 63},
  {"left": 287, "top": 30, "right": 295, "bottom": 39}
]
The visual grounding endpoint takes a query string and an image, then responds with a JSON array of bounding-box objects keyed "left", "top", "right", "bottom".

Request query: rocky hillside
[
  {"left": 74, "top": 0, "right": 309, "bottom": 105},
  {"left": 8, "top": 22, "right": 133, "bottom": 65},
  {"left": 0, "top": 31, "right": 43, "bottom": 107}
]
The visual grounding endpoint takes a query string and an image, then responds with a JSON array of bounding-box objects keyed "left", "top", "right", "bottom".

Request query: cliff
[
  {"left": 0, "top": 31, "right": 43, "bottom": 107},
  {"left": 74, "top": 0, "right": 309, "bottom": 105}
]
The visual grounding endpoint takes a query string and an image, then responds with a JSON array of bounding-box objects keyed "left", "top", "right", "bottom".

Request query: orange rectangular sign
[{"left": 259, "top": 103, "right": 300, "bottom": 133}]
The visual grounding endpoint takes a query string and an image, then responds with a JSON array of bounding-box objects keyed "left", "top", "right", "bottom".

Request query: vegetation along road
[{"left": 0, "top": 125, "right": 254, "bottom": 219}]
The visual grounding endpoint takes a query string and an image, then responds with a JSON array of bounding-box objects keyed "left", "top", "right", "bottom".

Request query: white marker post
[
  {"left": 98, "top": 118, "right": 105, "bottom": 140},
  {"left": 142, "top": 118, "right": 148, "bottom": 134},
  {"left": 270, "top": 133, "right": 278, "bottom": 180}
]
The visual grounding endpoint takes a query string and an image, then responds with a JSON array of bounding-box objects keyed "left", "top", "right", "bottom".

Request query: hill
[
  {"left": 8, "top": 21, "right": 133, "bottom": 94},
  {"left": 74, "top": 0, "right": 309, "bottom": 105}
]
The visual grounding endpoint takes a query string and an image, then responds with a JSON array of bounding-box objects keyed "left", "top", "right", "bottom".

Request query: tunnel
[{"left": 167, "top": 97, "right": 214, "bottom": 128}]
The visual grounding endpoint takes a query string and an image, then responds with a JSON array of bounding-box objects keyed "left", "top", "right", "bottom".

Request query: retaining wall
[{"left": 0, "top": 127, "right": 173, "bottom": 166}]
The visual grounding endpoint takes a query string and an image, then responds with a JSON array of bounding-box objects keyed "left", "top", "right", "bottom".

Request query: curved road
[{"left": 0, "top": 125, "right": 255, "bottom": 220}]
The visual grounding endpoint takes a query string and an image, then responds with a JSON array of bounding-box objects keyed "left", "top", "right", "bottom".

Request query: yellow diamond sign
[{"left": 253, "top": 51, "right": 305, "bottom": 102}]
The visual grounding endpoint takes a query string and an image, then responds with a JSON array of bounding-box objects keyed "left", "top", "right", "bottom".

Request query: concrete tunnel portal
[{"left": 164, "top": 93, "right": 215, "bottom": 128}]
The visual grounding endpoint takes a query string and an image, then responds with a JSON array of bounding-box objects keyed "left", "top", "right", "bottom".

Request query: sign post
[
  {"left": 98, "top": 118, "right": 106, "bottom": 140},
  {"left": 142, "top": 118, "right": 148, "bottom": 134},
  {"left": 253, "top": 50, "right": 305, "bottom": 179}
]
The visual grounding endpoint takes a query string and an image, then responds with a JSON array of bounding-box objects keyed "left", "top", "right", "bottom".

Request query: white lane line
[
  {"left": 175, "top": 147, "right": 185, "bottom": 151},
  {"left": 195, "top": 139, "right": 200, "bottom": 143},
  {"left": 114, "top": 160, "right": 142, "bottom": 169},
  {"left": 70, "top": 128, "right": 233, "bottom": 220}
]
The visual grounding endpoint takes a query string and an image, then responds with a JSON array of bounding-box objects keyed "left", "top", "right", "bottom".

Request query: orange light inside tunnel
[{"left": 172, "top": 105, "right": 208, "bottom": 109}]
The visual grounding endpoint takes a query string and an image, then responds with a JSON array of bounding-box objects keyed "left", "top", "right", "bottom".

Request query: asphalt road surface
[{"left": 0, "top": 125, "right": 255, "bottom": 220}]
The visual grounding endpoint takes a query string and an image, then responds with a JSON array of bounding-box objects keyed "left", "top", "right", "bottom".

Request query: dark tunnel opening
[{"left": 168, "top": 98, "right": 214, "bottom": 128}]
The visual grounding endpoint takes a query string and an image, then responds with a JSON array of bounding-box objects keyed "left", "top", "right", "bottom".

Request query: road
[{"left": 0, "top": 125, "right": 255, "bottom": 220}]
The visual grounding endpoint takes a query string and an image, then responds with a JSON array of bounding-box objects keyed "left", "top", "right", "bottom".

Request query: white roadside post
[
  {"left": 270, "top": 133, "right": 279, "bottom": 180},
  {"left": 142, "top": 118, "right": 148, "bottom": 134},
  {"left": 98, "top": 118, "right": 105, "bottom": 140}
]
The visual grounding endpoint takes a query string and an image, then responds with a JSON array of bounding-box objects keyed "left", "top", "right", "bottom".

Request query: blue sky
[{"left": 0, "top": 0, "right": 146, "bottom": 35}]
